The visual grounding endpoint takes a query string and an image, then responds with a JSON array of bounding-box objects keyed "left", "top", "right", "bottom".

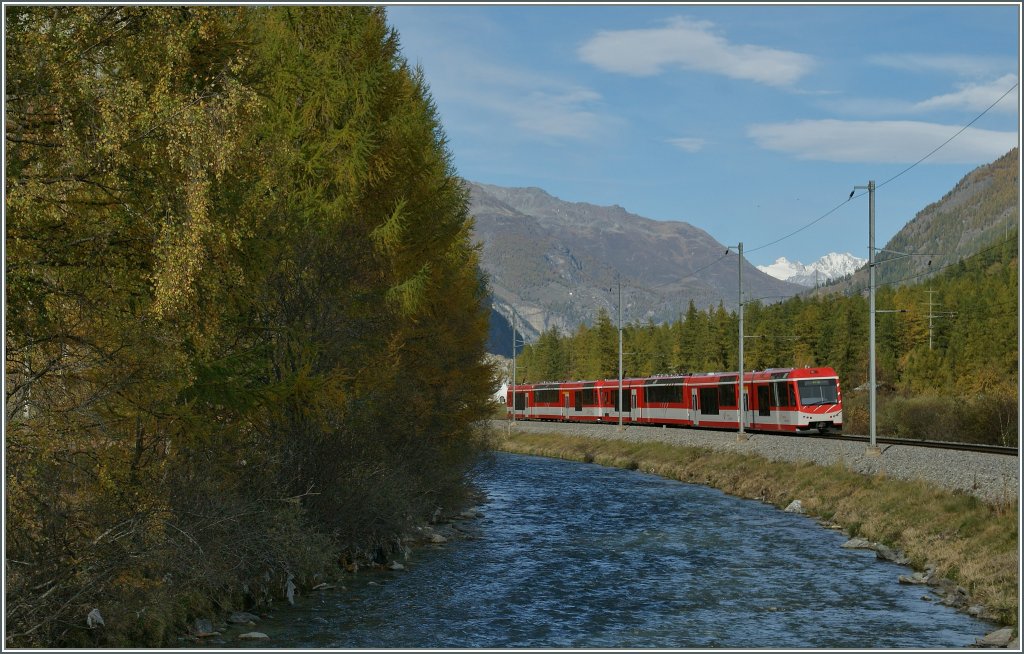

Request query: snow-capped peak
[
  {"left": 758, "top": 256, "right": 805, "bottom": 281},
  {"left": 757, "top": 252, "right": 866, "bottom": 287}
]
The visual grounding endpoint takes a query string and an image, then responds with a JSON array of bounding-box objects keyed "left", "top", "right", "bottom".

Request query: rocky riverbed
[{"left": 494, "top": 420, "right": 1019, "bottom": 504}]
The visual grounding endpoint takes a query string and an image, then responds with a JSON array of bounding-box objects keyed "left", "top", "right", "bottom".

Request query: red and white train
[{"left": 507, "top": 367, "right": 843, "bottom": 434}]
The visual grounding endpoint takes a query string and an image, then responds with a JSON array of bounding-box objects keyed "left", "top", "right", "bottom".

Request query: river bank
[
  {"left": 173, "top": 452, "right": 1001, "bottom": 648},
  {"left": 491, "top": 422, "right": 1019, "bottom": 639},
  {"left": 176, "top": 504, "right": 488, "bottom": 647}
]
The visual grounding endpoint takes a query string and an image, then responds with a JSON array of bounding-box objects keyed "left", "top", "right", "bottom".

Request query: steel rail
[{"left": 822, "top": 433, "right": 1018, "bottom": 456}]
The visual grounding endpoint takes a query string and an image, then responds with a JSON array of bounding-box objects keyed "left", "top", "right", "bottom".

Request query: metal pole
[
  {"left": 738, "top": 242, "right": 746, "bottom": 440},
  {"left": 618, "top": 275, "right": 624, "bottom": 430},
  {"left": 926, "top": 288, "right": 937, "bottom": 351},
  {"left": 867, "top": 180, "right": 880, "bottom": 456},
  {"left": 511, "top": 312, "right": 516, "bottom": 426}
]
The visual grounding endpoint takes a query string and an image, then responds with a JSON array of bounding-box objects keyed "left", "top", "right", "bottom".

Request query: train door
[
  {"left": 691, "top": 390, "right": 699, "bottom": 426},
  {"left": 613, "top": 387, "right": 628, "bottom": 421},
  {"left": 757, "top": 385, "right": 771, "bottom": 417},
  {"left": 563, "top": 392, "right": 570, "bottom": 420},
  {"left": 631, "top": 389, "right": 639, "bottom": 422},
  {"left": 742, "top": 387, "right": 752, "bottom": 430},
  {"left": 513, "top": 391, "right": 526, "bottom": 419}
]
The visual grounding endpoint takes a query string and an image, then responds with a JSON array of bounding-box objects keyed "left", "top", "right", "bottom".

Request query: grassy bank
[{"left": 493, "top": 428, "right": 1019, "bottom": 627}]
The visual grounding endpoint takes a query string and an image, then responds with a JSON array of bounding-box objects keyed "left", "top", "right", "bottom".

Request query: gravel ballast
[{"left": 493, "top": 420, "right": 1019, "bottom": 504}]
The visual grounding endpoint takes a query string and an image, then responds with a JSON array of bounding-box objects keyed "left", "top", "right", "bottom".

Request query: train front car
[
  {"left": 791, "top": 367, "right": 843, "bottom": 434},
  {"left": 745, "top": 367, "right": 843, "bottom": 434}
]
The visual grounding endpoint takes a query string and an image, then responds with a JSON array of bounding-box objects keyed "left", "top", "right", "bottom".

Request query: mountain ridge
[
  {"left": 815, "top": 147, "right": 1018, "bottom": 296},
  {"left": 468, "top": 181, "right": 804, "bottom": 350},
  {"left": 472, "top": 148, "right": 1019, "bottom": 355}
]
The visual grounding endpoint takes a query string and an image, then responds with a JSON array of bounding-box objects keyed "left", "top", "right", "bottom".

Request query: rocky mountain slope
[
  {"left": 468, "top": 181, "right": 804, "bottom": 347},
  {"left": 822, "top": 147, "right": 1018, "bottom": 295}
]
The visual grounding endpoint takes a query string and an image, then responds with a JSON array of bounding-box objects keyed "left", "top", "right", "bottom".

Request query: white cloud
[
  {"left": 387, "top": 9, "right": 618, "bottom": 142},
  {"left": 503, "top": 88, "right": 608, "bottom": 139},
  {"left": 818, "top": 76, "right": 1018, "bottom": 118},
  {"left": 408, "top": 50, "right": 617, "bottom": 141},
  {"left": 747, "top": 119, "right": 1018, "bottom": 164},
  {"left": 578, "top": 16, "right": 815, "bottom": 87},
  {"left": 912, "top": 75, "right": 1019, "bottom": 113},
  {"left": 667, "top": 137, "right": 706, "bottom": 153},
  {"left": 868, "top": 53, "right": 1014, "bottom": 78}
]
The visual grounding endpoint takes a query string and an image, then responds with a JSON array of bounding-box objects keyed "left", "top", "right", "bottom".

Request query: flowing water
[{"left": 214, "top": 452, "right": 994, "bottom": 648}]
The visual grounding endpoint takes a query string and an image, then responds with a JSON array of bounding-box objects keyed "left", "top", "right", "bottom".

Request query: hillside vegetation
[
  {"left": 514, "top": 236, "right": 1018, "bottom": 445},
  {"left": 6, "top": 6, "right": 493, "bottom": 646},
  {"left": 824, "top": 148, "right": 1018, "bottom": 294}
]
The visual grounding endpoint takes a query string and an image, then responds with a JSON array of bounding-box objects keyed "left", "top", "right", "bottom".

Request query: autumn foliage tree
[{"left": 6, "top": 6, "right": 494, "bottom": 647}]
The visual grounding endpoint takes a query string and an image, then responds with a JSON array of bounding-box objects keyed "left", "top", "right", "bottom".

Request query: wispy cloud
[
  {"left": 498, "top": 88, "right": 609, "bottom": 140},
  {"left": 578, "top": 16, "right": 815, "bottom": 87},
  {"left": 388, "top": 8, "right": 618, "bottom": 142},
  {"left": 405, "top": 44, "right": 616, "bottom": 141},
  {"left": 819, "top": 75, "right": 1018, "bottom": 118},
  {"left": 667, "top": 137, "right": 707, "bottom": 153},
  {"left": 747, "top": 119, "right": 1018, "bottom": 164},
  {"left": 912, "top": 74, "right": 1018, "bottom": 113},
  {"left": 868, "top": 53, "right": 1014, "bottom": 78}
]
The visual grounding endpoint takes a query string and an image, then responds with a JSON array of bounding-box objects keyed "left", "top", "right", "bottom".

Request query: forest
[
  {"left": 5, "top": 6, "right": 494, "bottom": 646},
  {"left": 513, "top": 236, "right": 1019, "bottom": 445}
]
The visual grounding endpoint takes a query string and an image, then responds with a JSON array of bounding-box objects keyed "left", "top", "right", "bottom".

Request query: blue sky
[{"left": 385, "top": 3, "right": 1020, "bottom": 268}]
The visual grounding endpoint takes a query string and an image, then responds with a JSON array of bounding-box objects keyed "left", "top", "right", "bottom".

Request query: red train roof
[{"left": 510, "top": 367, "right": 838, "bottom": 390}]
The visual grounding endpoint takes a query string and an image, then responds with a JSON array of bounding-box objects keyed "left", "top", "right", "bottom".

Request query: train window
[
  {"left": 534, "top": 389, "right": 559, "bottom": 404},
  {"left": 797, "top": 379, "right": 839, "bottom": 406},
  {"left": 610, "top": 389, "right": 631, "bottom": 412},
  {"left": 646, "top": 384, "right": 682, "bottom": 403},
  {"left": 770, "top": 382, "right": 787, "bottom": 407},
  {"left": 699, "top": 387, "right": 720, "bottom": 414},
  {"left": 514, "top": 392, "right": 526, "bottom": 410},
  {"left": 718, "top": 381, "right": 736, "bottom": 408},
  {"left": 788, "top": 383, "right": 797, "bottom": 407},
  {"left": 581, "top": 388, "right": 596, "bottom": 405}
]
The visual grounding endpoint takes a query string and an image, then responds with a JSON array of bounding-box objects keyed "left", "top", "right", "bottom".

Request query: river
[{"left": 214, "top": 452, "right": 994, "bottom": 648}]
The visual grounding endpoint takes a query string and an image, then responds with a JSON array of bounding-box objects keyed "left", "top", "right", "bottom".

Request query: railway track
[
  {"left": 499, "top": 418, "right": 1019, "bottom": 502},
  {"left": 504, "top": 418, "right": 1018, "bottom": 456},
  {"left": 823, "top": 433, "right": 1018, "bottom": 456}
]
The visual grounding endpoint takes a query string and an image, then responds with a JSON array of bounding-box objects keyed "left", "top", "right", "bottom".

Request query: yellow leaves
[
  {"left": 370, "top": 199, "right": 407, "bottom": 255},
  {"left": 7, "top": 8, "right": 498, "bottom": 645},
  {"left": 385, "top": 262, "right": 432, "bottom": 317}
]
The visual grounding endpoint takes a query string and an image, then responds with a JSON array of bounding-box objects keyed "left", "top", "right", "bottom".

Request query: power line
[
  {"left": 747, "top": 81, "right": 1018, "bottom": 255},
  {"left": 746, "top": 201, "right": 848, "bottom": 255},
  {"left": 876, "top": 234, "right": 1017, "bottom": 288},
  {"left": 689, "top": 251, "right": 731, "bottom": 278},
  {"left": 877, "top": 82, "right": 1018, "bottom": 191}
]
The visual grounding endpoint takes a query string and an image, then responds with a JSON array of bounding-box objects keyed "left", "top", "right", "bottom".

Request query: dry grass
[{"left": 493, "top": 429, "right": 1019, "bottom": 627}]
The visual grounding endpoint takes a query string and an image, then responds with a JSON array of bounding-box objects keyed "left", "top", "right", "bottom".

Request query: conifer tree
[{"left": 6, "top": 7, "right": 496, "bottom": 645}]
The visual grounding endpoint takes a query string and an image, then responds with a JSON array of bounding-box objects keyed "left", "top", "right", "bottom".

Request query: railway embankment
[
  {"left": 492, "top": 420, "right": 1018, "bottom": 503},
  {"left": 489, "top": 419, "right": 1019, "bottom": 639}
]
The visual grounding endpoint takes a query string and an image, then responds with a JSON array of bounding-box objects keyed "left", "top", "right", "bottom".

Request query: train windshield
[{"left": 797, "top": 379, "right": 839, "bottom": 406}]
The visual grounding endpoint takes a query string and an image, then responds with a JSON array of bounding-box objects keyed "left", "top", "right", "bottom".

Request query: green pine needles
[{"left": 5, "top": 6, "right": 495, "bottom": 647}]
